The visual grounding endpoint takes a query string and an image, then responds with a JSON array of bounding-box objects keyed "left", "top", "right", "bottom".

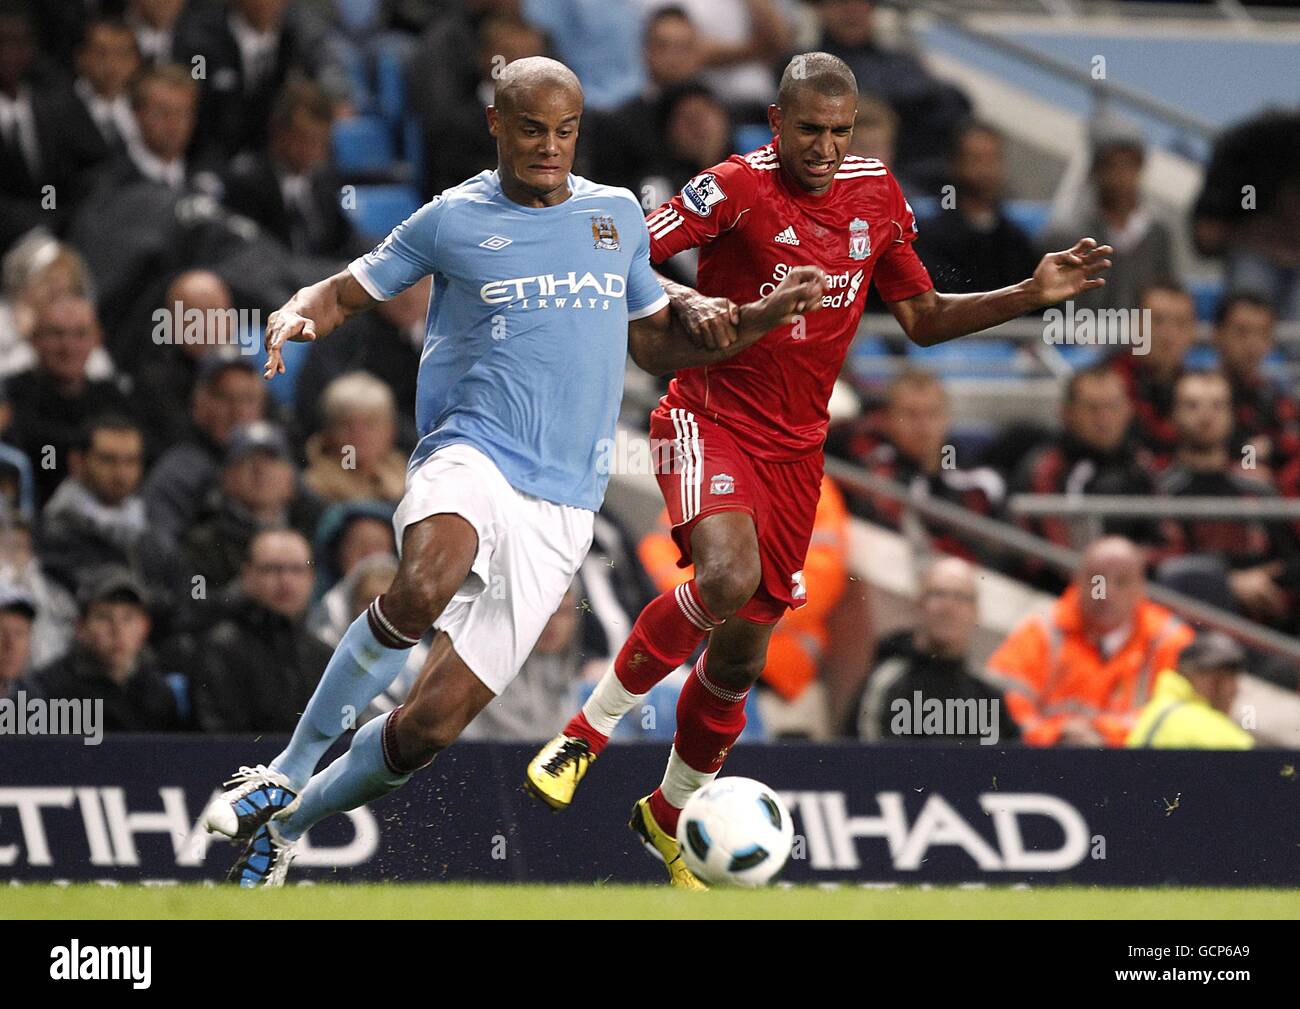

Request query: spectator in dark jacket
[
  {"left": 0, "top": 2, "right": 109, "bottom": 251},
  {"left": 1107, "top": 280, "right": 1198, "bottom": 469},
  {"left": 1040, "top": 118, "right": 1176, "bottom": 315},
  {"left": 1155, "top": 369, "right": 1300, "bottom": 626},
  {"left": 0, "top": 582, "right": 36, "bottom": 697},
  {"left": 173, "top": 0, "right": 341, "bottom": 161},
  {"left": 583, "top": 6, "right": 704, "bottom": 192},
  {"left": 1192, "top": 108, "right": 1300, "bottom": 321},
  {"left": 914, "top": 122, "right": 1038, "bottom": 295},
  {"left": 180, "top": 420, "right": 319, "bottom": 597},
  {"left": 3, "top": 294, "right": 134, "bottom": 507},
  {"left": 1013, "top": 367, "right": 1158, "bottom": 559},
  {"left": 142, "top": 354, "right": 266, "bottom": 549},
  {"left": 69, "top": 17, "right": 141, "bottom": 163},
  {"left": 131, "top": 269, "right": 244, "bottom": 448},
  {"left": 1212, "top": 291, "right": 1299, "bottom": 476},
  {"left": 125, "top": 0, "right": 191, "bottom": 68},
  {"left": 856, "top": 557, "right": 1016, "bottom": 744},
  {"left": 220, "top": 80, "right": 359, "bottom": 259},
  {"left": 192, "top": 527, "right": 331, "bottom": 733},
  {"left": 813, "top": 0, "right": 970, "bottom": 193},
  {"left": 830, "top": 369, "right": 1004, "bottom": 563},
  {"left": 28, "top": 566, "right": 181, "bottom": 731},
  {"left": 38, "top": 414, "right": 174, "bottom": 597}
]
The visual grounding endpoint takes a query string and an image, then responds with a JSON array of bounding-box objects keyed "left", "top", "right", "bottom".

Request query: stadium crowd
[{"left": 0, "top": 0, "right": 1296, "bottom": 750}]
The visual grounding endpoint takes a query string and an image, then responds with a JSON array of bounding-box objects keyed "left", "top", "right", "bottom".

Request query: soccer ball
[{"left": 677, "top": 777, "right": 794, "bottom": 887}]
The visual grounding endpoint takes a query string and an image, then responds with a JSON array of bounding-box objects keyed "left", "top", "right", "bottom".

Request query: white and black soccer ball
[{"left": 677, "top": 777, "right": 794, "bottom": 887}]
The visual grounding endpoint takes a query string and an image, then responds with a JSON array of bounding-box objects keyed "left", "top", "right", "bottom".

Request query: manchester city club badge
[
  {"left": 591, "top": 215, "right": 620, "bottom": 251},
  {"left": 849, "top": 217, "right": 871, "bottom": 260}
]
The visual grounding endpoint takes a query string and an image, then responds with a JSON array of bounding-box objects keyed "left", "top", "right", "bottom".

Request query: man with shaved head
[
  {"left": 532, "top": 51, "right": 1112, "bottom": 869},
  {"left": 200, "top": 55, "right": 826, "bottom": 887},
  {"left": 986, "top": 536, "right": 1193, "bottom": 747}
]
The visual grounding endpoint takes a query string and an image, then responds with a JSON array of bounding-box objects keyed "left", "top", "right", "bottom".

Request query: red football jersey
[{"left": 647, "top": 143, "right": 933, "bottom": 462}]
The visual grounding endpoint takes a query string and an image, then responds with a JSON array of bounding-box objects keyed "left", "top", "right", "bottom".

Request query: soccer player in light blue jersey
[{"left": 200, "top": 57, "right": 826, "bottom": 886}]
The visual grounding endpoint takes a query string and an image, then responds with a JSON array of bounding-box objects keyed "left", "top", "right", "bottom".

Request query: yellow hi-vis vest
[{"left": 1125, "top": 669, "right": 1254, "bottom": 749}]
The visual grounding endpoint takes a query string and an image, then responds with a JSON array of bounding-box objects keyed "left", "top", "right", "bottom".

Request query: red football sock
[
  {"left": 564, "top": 581, "right": 720, "bottom": 757},
  {"left": 617, "top": 580, "right": 720, "bottom": 693},
  {"left": 650, "top": 652, "right": 750, "bottom": 836},
  {"left": 648, "top": 788, "right": 682, "bottom": 836}
]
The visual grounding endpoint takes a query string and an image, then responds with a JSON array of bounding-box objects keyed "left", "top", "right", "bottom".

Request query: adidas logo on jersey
[{"left": 774, "top": 226, "right": 800, "bottom": 246}]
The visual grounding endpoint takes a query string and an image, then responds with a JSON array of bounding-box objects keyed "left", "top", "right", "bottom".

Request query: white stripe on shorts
[{"left": 670, "top": 407, "right": 702, "bottom": 521}]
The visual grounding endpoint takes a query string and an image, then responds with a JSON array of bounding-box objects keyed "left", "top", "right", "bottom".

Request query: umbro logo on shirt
[
  {"left": 479, "top": 235, "right": 513, "bottom": 250},
  {"left": 774, "top": 226, "right": 800, "bottom": 246}
]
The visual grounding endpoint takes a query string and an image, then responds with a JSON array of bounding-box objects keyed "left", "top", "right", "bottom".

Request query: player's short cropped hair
[
  {"left": 319, "top": 372, "right": 397, "bottom": 427},
  {"left": 492, "top": 56, "right": 583, "bottom": 114},
  {"left": 776, "top": 52, "right": 857, "bottom": 109},
  {"left": 269, "top": 80, "right": 334, "bottom": 133},
  {"left": 886, "top": 367, "right": 945, "bottom": 404},
  {"left": 131, "top": 63, "right": 198, "bottom": 109},
  {"left": 1214, "top": 290, "right": 1275, "bottom": 327}
]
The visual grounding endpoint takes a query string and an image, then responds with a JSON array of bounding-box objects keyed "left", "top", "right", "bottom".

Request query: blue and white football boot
[
  {"left": 227, "top": 820, "right": 297, "bottom": 888},
  {"left": 203, "top": 764, "right": 299, "bottom": 843}
]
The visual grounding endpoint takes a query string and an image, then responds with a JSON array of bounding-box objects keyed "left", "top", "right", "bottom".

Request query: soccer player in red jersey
[{"left": 527, "top": 52, "right": 1113, "bottom": 886}]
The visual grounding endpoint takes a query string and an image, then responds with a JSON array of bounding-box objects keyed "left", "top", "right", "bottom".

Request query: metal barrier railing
[
  {"left": 825, "top": 456, "right": 1300, "bottom": 663},
  {"left": 1010, "top": 494, "right": 1300, "bottom": 520},
  {"left": 896, "top": 0, "right": 1223, "bottom": 141}
]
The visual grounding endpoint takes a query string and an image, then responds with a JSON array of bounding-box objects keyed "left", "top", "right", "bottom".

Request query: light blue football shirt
[{"left": 348, "top": 170, "right": 668, "bottom": 511}]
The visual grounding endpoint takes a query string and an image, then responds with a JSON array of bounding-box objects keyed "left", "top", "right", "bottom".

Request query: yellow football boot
[
  {"left": 629, "top": 795, "right": 708, "bottom": 890},
  {"left": 524, "top": 734, "right": 596, "bottom": 810}
]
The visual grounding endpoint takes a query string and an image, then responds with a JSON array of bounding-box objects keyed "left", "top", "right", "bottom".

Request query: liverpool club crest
[
  {"left": 591, "top": 215, "right": 620, "bottom": 251},
  {"left": 848, "top": 218, "right": 871, "bottom": 260}
]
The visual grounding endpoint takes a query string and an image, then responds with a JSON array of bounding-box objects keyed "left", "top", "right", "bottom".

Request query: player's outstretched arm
[
  {"left": 629, "top": 266, "right": 827, "bottom": 376},
  {"left": 262, "top": 269, "right": 378, "bottom": 379},
  {"left": 888, "top": 238, "right": 1113, "bottom": 348}
]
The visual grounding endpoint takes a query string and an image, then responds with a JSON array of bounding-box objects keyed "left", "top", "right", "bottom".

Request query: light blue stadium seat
[
  {"left": 1057, "top": 343, "right": 1102, "bottom": 369},
  {"left": 906, "top": 337, "right": 1020, "bottom": 379},
  {"left": 909, "top": 195, "right": 941, "bottom": 220},
  {"left": 339, "top": 46, "right": 373, "bottom": 116},
  {"left": 574, "top": 679, "right": 766, "bottom": 743},
  {"left": 375, "top": 44, "right": 406, "bottom": 124},
  {"left": 1189, "top": 277, "right": 1223, "bottom": 322},
  {"left": 336, "top": 0, "right": 383, "bottom": 33},
  {"left": 1005, "top": 199, "right": 1051, "bottom": 239},
  {"left": 1184, "top": 344, "right": 1218, "bottom": 370},
  {"left": 733, "top": 124, "right": 773, "bottom": 155},
  {"left": 345, "top": 183, "right": 422, "bottom": 240},
  {"left": 332, "top": 116, "right": 396, "bottom": 175}
]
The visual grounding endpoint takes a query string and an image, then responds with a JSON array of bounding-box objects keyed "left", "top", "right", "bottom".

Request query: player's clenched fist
[
  {"left": 262, "top": 309, "right": 319, "bottom": 379},
  {"left": 670, "top": 290, "right": 741, "bottom": 352}
]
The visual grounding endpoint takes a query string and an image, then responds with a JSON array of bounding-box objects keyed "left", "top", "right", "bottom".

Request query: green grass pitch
[{"left": 5, "top": 884, "right": 1298, "bottom": 920}]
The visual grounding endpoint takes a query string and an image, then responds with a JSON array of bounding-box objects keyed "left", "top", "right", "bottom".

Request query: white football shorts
[{"left": 391, "top": 443, "right": 594, "bottom": 695}]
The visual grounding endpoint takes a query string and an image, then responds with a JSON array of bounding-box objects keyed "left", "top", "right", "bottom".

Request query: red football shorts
[{"left": 649, "top": 401, "right": 824, "bottom": 624}]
